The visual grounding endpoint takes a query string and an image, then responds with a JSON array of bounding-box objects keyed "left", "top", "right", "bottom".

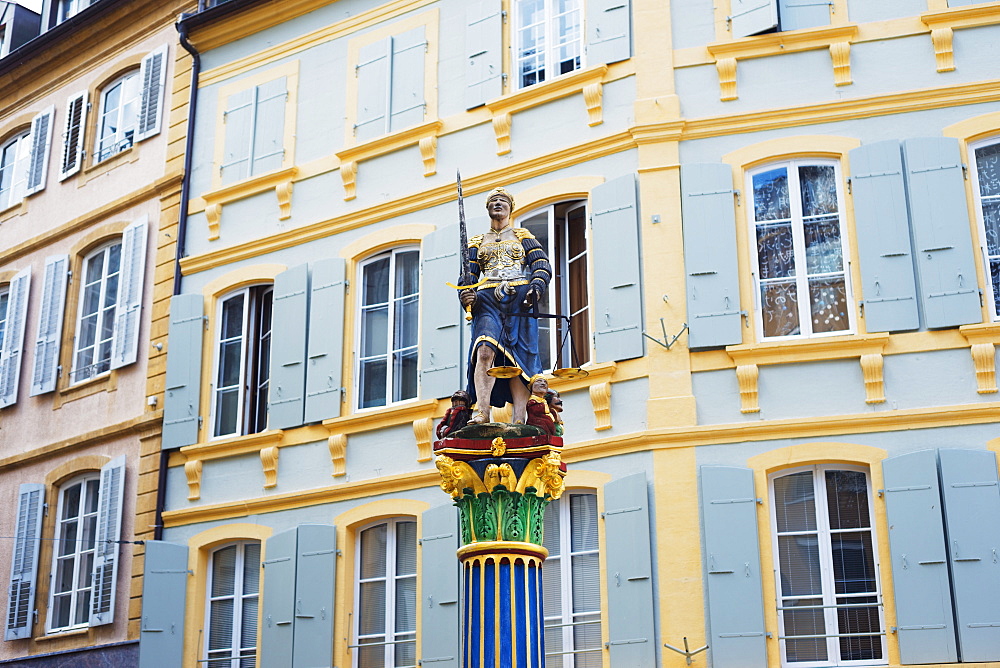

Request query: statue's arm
[{"left": 522, "top": 236, "right": 552, "bottom": 298}]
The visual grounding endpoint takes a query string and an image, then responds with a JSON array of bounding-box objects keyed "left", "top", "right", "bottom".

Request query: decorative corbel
[
  {"left": 328, "top": 433, "right": 347, "bottom": 477},
  {"left": 276, "top": 180, "right": 293, "bottom": 220},
  {"left": 340, "top": 160, "right": 358, "bottom": 201},
  {"left": 859, "top": 353, "right": 885, "bottom": 404},
  {"left": 930, "top": 27, "right": 955, "bottom": 72},
  {"left": 413, "top": 417, "right": 434, "bottom": 462},
  {"left": 717, "top": 58, "right": 738, "bottom": 101},
  {"left": 492, "top": 112, "right": 512, "bottom": 156},
  {"left": 205, "top": 204, "right": 222, "bottom": 241},
  {"left": 970, "top": 342, "right": 998, "bottom": 394},
  {"left": 185, "top": 459, "right": 203, "bottom": 501},
  {"left": 260, "top": 446, "right": 280, "bottom": 488},
  {"left": 829, "top": 41, "right": 852, "bottom": 86},
  {"left": 736, "top": 364, "right": 759, "bottom": 414},
  {"left": 589, "top": 382, "right": 612, "bottom": 431},
  {"left": 583, "top": 81, "right": 603, "bottom": 126},
  {"left": 419, "top": 136, "right": 437, "bottom": 176}
]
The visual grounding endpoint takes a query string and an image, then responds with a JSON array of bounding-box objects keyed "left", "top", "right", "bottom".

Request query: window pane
[
  {"left": 357, "top": 641, "right": 385, "bottom": 668},
  {"left": 982, "top": 200, "right": 1000, "bottom": 258},
  {"left": 393, "top": 349, "right": 418, "bottom": 402},
  {"left": 783, "top": 602, "right": 828, "bottom": 663},
  {"left": 976, "top": 143, "right": 1000, "bottom": 197},
  {"left": 803, "top": 216, "right": 843, "bottom": 275},
  {"left": 362, "top": 306, "right": 389, "bottom": 357},
  {"left": 221, "top": 295, "right": 245, "bottom": 339},
  {"left": 569, "top": 494, "right": 598, "bottom": 552},
  {"left": 395, "top": 521, "right": 417, "bottom": 575},
  {"left": 831, "top": 532, "right": 877, "bottom": 595},
  {"left": 808, "top": 276, "right": 849, "bottom": 334},
  {"left": 241, "top": 596, "right": 258, "bottom": 650},
  {"left": 774, "top": 473, "right": 816, "bottom": 533},
  {"left": 212, "top": 545, "right": 237, "bottom": 597},
  {"left": 394, "top": 295, "right": 419, "bottom": 350},
  {"left": 395, "top": 251, "right": 419, "bottom": 297},
  {"left": 360, "top": 524, "right": 387, "bottom": 579},
  {"left": 243, "top": 543, "right": 261, "bottom": 595},
  {"left": 395, "top": 632, "right": 417, "bottom": 667},
  {"left": 62, "top": 482, "right": 82, "bottom": 520},
  {"left": 571, "top": 553, "right": 600, "bottom": 613},
  {"left": 753, "top": 167, "right": 790, "bottom": 222},
  {"left": 363, "top": 258, "right": 390, "bottom": 306},
  {"left": 209, "top": 598, "right": 235, "bottom": 650},
  {"left": 798, "top": 165, "right": 838, "bottom": 217},
  {"left": 756, "top": 222, "right": 796, "bottom": 280},
  {"left": 825, "top": 470, "right": 870, "bottom": 530},
  {"left": 359, "top": 580, "right": 386, "bottom": 635},
  {"left": 395, "top": 576, "right": 416, "bottom": 632},
  {"left": 52, "top": 594, "right": 71, "bottom": 629},
  {"left": 777, "top": 535, "right": 822, "bottom": 597},
  {"left": 572, "top": 612, "right": 602, "bottom": 667},
  {"left": 542, "top": 556, "right": 562, "bottom": 618},
  {"left": 543, "top": 498, "right": 561, "bottom": 555},
  {"left": 360, "top": 358, "right": 387, "bottom": 409},
  {"left": 761, "top": 280, "right": 800, "bottom": 338},
  {"left": 215, "top": 388, "right": 240, "bottom": 436},
  {"left": 837, "top": 597, "right": 882, "bottom": 661}
]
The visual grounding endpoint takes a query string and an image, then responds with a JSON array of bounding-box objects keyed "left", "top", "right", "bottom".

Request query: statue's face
[
  {"left": 487, "top": 196, "right": 511, "bottom": 220},
  {"left": 531, "top": 377, "right": 548, "bottom": 394}
]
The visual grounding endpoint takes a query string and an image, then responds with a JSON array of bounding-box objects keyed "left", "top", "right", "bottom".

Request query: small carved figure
[
  {"left": 525, "top": 375, "right": 557, "bottom": 435},
  {"left": 545, "top": 388, "right": 565, "bottom": 436},
  {"left": 437, "top": 390, "right": 474, "bottom": 439}
]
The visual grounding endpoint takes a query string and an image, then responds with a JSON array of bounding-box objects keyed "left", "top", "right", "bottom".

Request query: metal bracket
[
  {"left": 664, "top": 637, "right": 709, "bottom": 665},
  {"left": 642, "top": 318, "right": 688, "bottom": 350}
]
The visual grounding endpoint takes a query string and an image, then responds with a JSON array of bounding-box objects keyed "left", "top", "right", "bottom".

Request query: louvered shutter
[
  {"left": 603, "top": 472, "right": 656, "bottom": 666},
  {"left": 420, "top": 226, "right": 463, "bottom": 400},
  {"left": 252, "top": 77, "right": 287, "bottom": 175},
  {"left": 420, "top": 504, "right": 460, "bottom": 667},
  {"left": 356, "top": 38, "right": 390, "bottom": 141},
  {"left": 137, "top": 541, "right": 189, "bottom": 668},
  {"left": 700, "top": 466, "right": 766, "bottom": 667},
  {"left": 30, "top": 254, "right": 69, "bottom": 396},
  {"left": 25, "top": 106, "right": 53, "bottom": 195},
  {"left": 136, "top": 45, "right": 168, "bottom": 142},
  {"left": 260, "top": 527, "right": 297, "bottom": 668},
  {"left": 90, "top": 455, "right": 126, "bottom": 627},
  {"left": 269, "top": 264, "right": 308, "bottom": 429},
  {"left": 111, "top": 216, "right": 148, "bottom": 370},
  {"left": 881, "top": 450, "right": 957, "bottom": 664},
  {"left": 731, "top": 0, "right": 778, "bottom": 37},
  {"left": 681, "top": 163, "right": 744, "bottom": 348},
  {"left": 849, "top": 141, "right": 920, "bottom": 332},
  {"left": 903, "top": 137, "right": 982, "bottom": 328},
  {"left": 585, "top": 0, "right": 632, "bottom": 66},
  {"left": 59, "top": 91, "right": 87, "bottom": 180},
  {"left": 163, "top": 294, "right": 204, "bottom": 448},
  {"left": 5, "top": 483, "right": 45, "bottom": 641},
  {"left": 221, "top": 87, "right": 254, "bottom": 184},
  {"left": 465, "top": 0, "right": 503, "bottom": 109},
  {"left": 293, "top": 524, "right": 337, "bottom": 667},
  {"left": 389, "top": 27, "right": 427, "bottom": 133},
  {"left": 304, "top": 258, "right": 346, "bottom": 422},
  {"left": 0, "top": 267, "right": 30, "bottom": 409},
  {"left": 938, "top": 448, "right": 1000, "bottom": 662},
  {"left": 777, "top": 0, "right": 830, "bottom": 30},
  {"left": 591, "top": 174, "right": 644, "bottom": 362}
]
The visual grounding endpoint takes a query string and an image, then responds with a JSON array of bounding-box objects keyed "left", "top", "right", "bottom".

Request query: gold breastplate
[{"left": 478, "top": 239, "right": 526, "bottom": 278}]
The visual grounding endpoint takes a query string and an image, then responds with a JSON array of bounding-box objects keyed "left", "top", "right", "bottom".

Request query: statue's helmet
[{"left": 485, "top": 187, "right": 515, "bottom": 213}]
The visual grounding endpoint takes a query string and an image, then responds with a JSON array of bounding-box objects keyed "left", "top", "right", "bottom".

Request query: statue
[
  {"left": 546, "top": 388, "right": 565, "bottom": 436},
  {"left": 436, "top": 390, "right": 473, "bottom": 439},
  {"left": 525, "top": 375, "right": 558, "bottom": 435}
]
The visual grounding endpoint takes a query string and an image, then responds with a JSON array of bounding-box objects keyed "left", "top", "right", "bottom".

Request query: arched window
[
  {"left": 47, "top": 473, "right": 101, "bottom": 632},
  {"left": 0, "top": 129, "right": 31, "bottom": 209},
  {"left": 72, "top": 241, "right": 122, "bottom": 382},
  {"left": 95, "top": 70, "right": 141, "bottom": 163},
  {"left": 969, "top": 137, "right": 1000, "bottom": 320},
  {"left": 204, "top": 542, "right": 261, "bottom": 668}
]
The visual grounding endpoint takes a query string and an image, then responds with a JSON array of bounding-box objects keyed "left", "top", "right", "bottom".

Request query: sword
[{"left": 445, "top": 170, "right": 485, "bottom": 321}]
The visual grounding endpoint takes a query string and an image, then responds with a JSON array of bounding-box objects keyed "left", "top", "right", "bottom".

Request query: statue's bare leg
[
  {"left": 470, "top": 344, "right": 496, "bottom": 423},
  {"left": 510, "top": 378, "right": 530, "bottom": 424}
]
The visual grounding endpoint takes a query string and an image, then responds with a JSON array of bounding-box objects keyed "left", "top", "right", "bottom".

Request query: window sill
[
  {"left": 921, "top": 3, "right": 1000, "bottom": 72},
  {"left": 54, "top": 369, "right": 118, "bottom": 409},
  {"left": 324, "top": 398, "right": 439, "bottom": 476},
  {"left": 81, "top": 141, "right": 141, "bottom": 184},
  {"left": 0, "top": 198, "right": 25, "bottom": 223},
  {"left": 179, "top": 429, "right": 284, "bottom": 500},
  {"left": 335, "top": 120, "right": 443, "bottom": 201},
  {"left": 34, "top": 627, "right": 89, "bottom": 642},
  {"left": 198, "top": 165, "right": 299, "bottom": 241}
]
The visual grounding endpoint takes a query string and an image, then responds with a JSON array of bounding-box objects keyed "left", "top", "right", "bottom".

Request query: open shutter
[
  {"left": 111, "top": 216, "right": 148, "bottom": 370},
  {"left": 681, "top": 163, "right": 744, "bottom": 348},
  {"left": 90, "top": 455, "right": 126, "bottom": 627},
  {"left": 420, "top": 504, "right": 460, "bottom": 667},
  {"left": 304, "top": 258, "right": 346, "bottom": 422},
  {"left": 252, "top": 77, "right": 286, "bottom": 175},
  {"left": 700, "top": 466, "right": 766, "bottom": 667},
  {"left": 356, "top": 38, "right": 390, "bottom": 141},
  {"left": 603, "top": 472, "right": 656, "bottom": 666},
  {"left": 25, "top": 106, "right": 53, "bottom": 195},
  {"left": 0, "top": 267, "right": 30, "bottom": 409},
  {"left": 268, "top": 264, "right": 309, "bottom": 429},
  {"left": 163, "top": 294, "right": 204, "bottom": 448},
  {"left": 777, "top": 0, "right": 831, "bottom": 31},
  {"left": 221, "top": 87, "right": 254, "bottom": 184},
  {"left": 731, "top": 0, "right": 778, "bottom": 37},
  {"left": 389, "top": 27, "right": 427, "bottom": 132},
  {"left": 903, "top": 137, "right": 982, "bottom": 328},
  {"left": 137, "top": 541, "right": 189, "bottom": 668},
  {"left": 465, "top": 0, "right": 503, "bottom": 109},
  {"left": 938, "top": 448, "right": 1000, "bottom": 662},
  {"left": 293, "top": 524, "right": 337, "bottom": 667},
  {"left": 849, "top": 141, "right": 920, "bottom": 332},
  {"left": 59, "top": 90, "right": 87, "bottom": 180},
  {"left": 881, "top": 450, "right": 957, "bottom": 664},
  {"left": 585, "top": 0, "right": 632, "bottom": 66},
  {"left": 136, "top": 45, "right": 168, "bottom": 142},
  {"left": 591, "top": 174, "right": 644, "bottom": 362},
  {"left": 30, "top": 254, "right": 69, "bottom": 395},
  {"left": 260, "top": 527, "right": 297, "bottom": 668},
  {"left": 420, "top": 226, "right": 463, "bottom": 400},
  {"left": 5, "top": 483, "right": 45, "bottom": 641}
]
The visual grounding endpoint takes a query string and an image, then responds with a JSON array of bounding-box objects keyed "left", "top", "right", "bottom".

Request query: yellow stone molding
[
  {"left": 860, "top": 353, "right": 886, "bottom": 404},
  {"left": 419, "top": 136, "right": 437, "bottom": 176},
  {"left": 180, "top": 429, "right": 283, "bottom": 464},
  {"left": 736, "top": 363, "right": 759, "bottom": 414},
  {"left": 929, "top": 27, "right": 955, "bottom": 72},
  {"left": 960, "top": 323, "right": 1000, "bottom": 394},
  {"left": 942, "top": 110, "right": 1000, "bottom": 143},
  {"left": 921, "top": 3, "right": 1000, "bottom": 73},
  {"left": 260, "top": 445, "right": 280, "bottom": 488},
  {"left": 511, "top": 176, "right": 607, "bottom": 213},
  {"left": 716, "top": 57, "right": 737, "bottom": 101},
  {"left": 413, "top": 417, "right": 434, "bottom": 463},
  {"left": 339, "top": 160, "right": 358, "bottom": 200},
  {"left": 320, "top": 399, "right": 439, "bottom": 474},
  {"left": 589, "top": 382, "right": 612, "bottom": 431},
  {"left": 185, "top": 460, "right": 202, "bottom": 500},
  {"left": 485, "top": 65, "right": 608, "bottom": 155},
  {"left": 199, "top": 166, "right": 299, "bottom": 240},
  {"left": 334, "top": 121, "right": 443, "bottom": 201},
  {"left": 328, "top": 433, "right": 347, "bottom": 477},
  {"left": 829, "top": 40, "right": 852, "bottom": 86}
]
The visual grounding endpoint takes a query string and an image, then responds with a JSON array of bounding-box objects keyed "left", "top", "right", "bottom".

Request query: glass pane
[
  {"left": 992, "top": 259, "right": 1000, "bottom": 316},
  {"left": 569, "top": 494, "right": 598, "bottom": 552},
  {"left": 825, "top": 470, "right": 870, "bottom": 530},
  {"left": 573, "top": 613, "right": 603, "bottom": 667},
  {"left": 74, "top": 588, "right": 91, "bottom": 626},
  {"left": 395, "top": 251, "right": 420, "bottom": 297},
  {"left": 393, "top": 349, "right": 418, "bottom": 402},
  {"left": 777, "top": 535, "right": 822, "bottom": 597},
  {"left": 84, "top": 252, "right": 104, "bottom": 284},
  {"left": 982, "top": 199, "right": 1000, "bottom": 256},
  {"left": 753, "top": 167, "right": 790, "bottom": 222},
  {"left": 241, "top": 596, "right": 259, "bottom": 649},
  {"left": 360, "top": 524, "right": 387, "bottom": 579},
  {"left": 975, "top": 142, "right": 1000, "bottom": 198},
  {"left": 243, "top": 543, "right": 261, "bottom": 594},
  {"left": 78, "top": 552, "right": 94, "bottom": 589},
  {"left": 798, "top": 165, "right": 838, "bottom": 217},
  {"left": 395, "top": 633, "right": 417, "bottom": 667},
  {"left": 542, "top": 556, "right": 562, "bottom": 618},
  {"left": 837, "top": 597, "right": 881, "bottom": 661},
  {"left": 756, "top": 222, "right": 796, "bottom": 280},
  {"left": 394, "top": 296, "right": 418, "bottom": 350},
  {"left": 808, "top": 276, "right": 849, "bottom": 334},
  {"left": 362, "top": 306, "right": 389, "bottom": 357},
  {"left": 363, "top": 258, "right": 390, "bottom": 306},
  {"left": 360, "top": 358, "right": 387, "bottom": 409},
  {"left": 803, "top": 216, "right": 843, "bottom": 275},
  {"left": 359, "top": 580, "right": 387, "bottom": 635},
  {"left": 81, "top": 280, "right": 101, "bottom": 318},
  {"left": 219, "top": 339, "right": 243, "bottom": 387},
  {"left": 357, "top": 641, "right": 385, "bottom": 668},
  {"left": 831, "top": 532, "right": 877, "bottom": 594},
  {"left": 209, "top": 598, "right": 235, "bottom": 650},
  {"left": 215, "top": 388, "right": 240, "bottom": 436},
  {"left": 774, "top": 473, "right": 816, "bottom": 534},
  {"left": 55, "top": 557, "right": 75, "bottom": 593},
  {"left": 567, "top": 206, "right": 586, "bottom": 259},
  {"left": 396, "top": 521, "right": 417, "bottom": 575},
  {"left": 783, "top": 601, "right": 828, "bottom": 663},
  {"left": 85, "top": 479, "right": 100, "bottom": 513},
  {"left": 212, "top": 546, "right": 238, "bottom": 597},
  {"left": 761, "top": 280, "right": 800, "bottom": 338},
  {"left": 62, "top": 482, "right": 82, "bottom": 520},
  {"left": 543, "top": 498, "right": 561, "bottom": 555},
  {"left": 571, "top": 553, "right": 600, "bottom": 613},
  {"left": 395, "top": 576, "right": 416, "bottom": 632},
  {"left": 545, "top": 629, "right": 564, "bottom": 668},
  {"left": 221, "top": 295, "right": 245, "bottom": 339},
  {"left": 103, "top": 272, "right": 119, "bottom": 309},
  {"left": 52, "top": 594, "right": 71, "bottom": 629}
]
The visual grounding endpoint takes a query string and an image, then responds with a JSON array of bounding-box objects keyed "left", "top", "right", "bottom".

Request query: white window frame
[
  {"left": 513, "top": 0, "right": 584, "bottom": 90},
  {"left": 355, "top": 247, "right": 420, "bottom": 411},
  {"left": 57, "top": 0, "right": 96, "bottom": 23},
  {"left": 46, "top": 473, "right": 101, "bottom": 633},
  {"left": 0, "top": 284, "right": 9, "bottom": 360},
  {"left": 747, "top": 159, "right": 854, "bottom": 341},
  {"left": 968, "top": 136, "right": 1000, "bottom": 321},
  {"left": 768, "top": 465, "right": 887, "bottom": 668},
  {"left": 71, "top": 240, "right": 123, "bottom": 384},
  {"left": 94, "top": 69, "right": 141, "bottom": 163},
  {"left": 0, "top": 130, "right": 31, "bottom": 211},
  {"left": 203, "top": 541, "right": 261, "bottom": 668}
]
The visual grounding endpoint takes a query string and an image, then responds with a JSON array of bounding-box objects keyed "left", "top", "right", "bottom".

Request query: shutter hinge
[
  {"left": 198, "top": 416, "right": 204, "bottom": 429},
  {"left": 733, "top": 188, "right": 741, "bottom": 206},
  {"left": 86, "top": 102, "right": 92, "bottom": 111},
  {"left": 56, "top": 364, "right": 62, "bottom": 378},
  {"left": 502, "top": 72, "right": 508, "bottom": 84},
  {"left": 877, "top": 488, "right": 884, "bottom": 497},
  {"left": 42, "top": 503, "right": 49, "bottom": 517},
  {"left": 962, "top": 164, "right": 969, "bottom": 180},
  {"left": 846, "top": 178, "right": 852, "bottom": 194},
  {"left": 501, "top": 9, "right": 507, "bottom": 22},
  {"left": 33, "top": 609, "right": 38, "bottom": 624}
]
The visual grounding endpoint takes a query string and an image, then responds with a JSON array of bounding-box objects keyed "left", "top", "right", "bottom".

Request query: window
[
  {"left": 520, "top": 202, "right": 589, "bottom": 370},
  {"left": 211, "top": 285, "right": 273, "bottom": 438},
  {"left": 357, "top": 249, "right": 419, "bottom": 409},
  {"left": 354, "top": 26, "right": 428, "bottom": 142},
  {"left": 970, "top": 138, "right": 1000, "bottom": 320},
  {"left": 770, "top": 466, "right": 886, "bottom": 667},
  {"left": 542, "top": 491, "right": 601, "bottom": 668},
  {"left": 72, "top": 242, "right": 122, "bottom": 382},
  {"left": 0, "top": 130, "right": 30, "bottom": 209},
  {"left": 48, "top": 474, "right": 100, "bottom": 631},
  {"left": 58, "top": 0, "right": 96, "bottom": 23},
  {"left": 749, "top": 160, "right": 852, "bottom": 340},
  {"left": 205, "top": 542, "right": 261, "bottom": 668},
  {"left": 95, "top": 70, "right": 140, "bottom": 163},
  {"left": 730, "top": 0, "right": 831, "bottom": 38},
  {"left": 354, "top": 519, "right": 417, "bottom": 668},
  {"left": 0, "top": 286, "right": 8, "bottom": 360},
  {"left": 514, "top": 0, "right": 582, "bottom": 89},
  {"left": 220, "top": 77, "right": 288, "bottom": 184}
]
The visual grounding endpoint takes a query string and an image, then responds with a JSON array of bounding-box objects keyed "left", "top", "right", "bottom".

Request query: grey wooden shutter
[
  {"left": 849, "top": 141, "right": 920, "bottom": 333},
  {"left": 0, "top": 267, "right": 31, "bottom": 409},
  {"left": 420, "top": 504, "right": 460, "bottom": 667},
  {"left": 700, "top": 466, "right": 766, "bottom": 668},
  {"left": 585, "top": 0, "right": 632, "bottom": 66},
  {"left": 138, "top": 541, "right": 189, "bottom": 668},
  {"left": 111, "top": 216, "right": 149, "bottom": 370},
  {"left": 30, "top": 254, "right": 69, "bottom": 396},
  {"left": 681, "top": 163, "right": 743, "bottom": 348},
  {"left": 389, "top": 27, "right": 427, "bottom": 133},
  {"left": 292, "top": 524, "right": 337, "bottom": 667},
  {"left": 5, "top": 483, "right": 45, "bottom": 641},
  {"left": 603, "top": 472, "right": 656, "bottom": 666},
  {"left": 903, "top": 137, "right": 982, "bottom": 328},
  {"left": 356, "top": 38, "right": 390, "bottom": 141},
  {"left": 252, "top": 77, "right": 287, "bottom": 175},
  {"left": 163, "top": 294, "right": 204, "bottom": 448},
  {"left": 465, "top": 0, "right": 503, "bottom": 109},
  {"left": 777, "top": 0, "right": 830, "bottom": 31},
  {"left": 268, "top": 263, "right": 309, "bottom": 429},
  {"left": 730, "top": 0, "right": 778, "bottom": 37},
  {"left": 304, "top": 258, "right": 346, "bottom": 422},
  {"left": 420, "top": 226, "right": 463, "bottom": 400},
  {"left": 59, "top": 90, "right": 87, "bottom": 180},
  {"left": 221, "top": 87, "right": 254, "bottom": 184},
  {"left": 591, "top": 174, "right": 644, "bottom": 362},
  {"left": 136, "top": 45, "right": 168, "bottom": 142},
  {"left": 881, "top": 450, "right": 957, "bottom": 664},
  {"left": 261, "top": 527, "right": 297, "bottom": 668},
  {"left": 938, "top": 448, "right": 1000, "bottom": 662},
  {"left": 25, "top": 106, "right": 53, "bottom": 195},
  {"left": 90, "top": 455, "right": 126, "bottom": 627}
]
